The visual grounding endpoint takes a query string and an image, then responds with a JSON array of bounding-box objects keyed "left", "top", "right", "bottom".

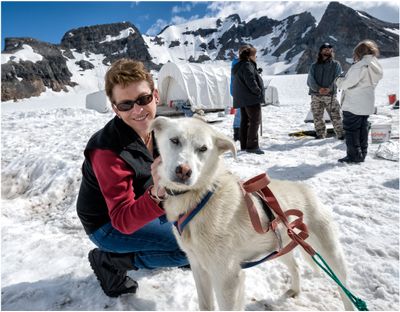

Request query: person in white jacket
[{"left": 336, "top": 40, "right": 383, "bottom": 163}]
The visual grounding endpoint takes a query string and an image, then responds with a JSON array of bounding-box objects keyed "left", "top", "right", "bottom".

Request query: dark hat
[{"left": 319, "top": 43, "right": 333, "bottom": 51}]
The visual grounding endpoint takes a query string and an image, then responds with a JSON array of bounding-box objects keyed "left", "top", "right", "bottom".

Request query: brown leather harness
[
  {"left": 172, "top": 172, "right": 316, "bottom": 268},
  {"left": 240, "top": 173, "right": 316, "bottom": 268}
]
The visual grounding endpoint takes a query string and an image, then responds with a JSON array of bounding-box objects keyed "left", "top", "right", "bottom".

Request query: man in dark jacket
[
  {"left": 232, "top": 45, "right": 265, "bottom": 154},
  {"left": 307, "top": 43, "right": 344, "bottom": 139}
]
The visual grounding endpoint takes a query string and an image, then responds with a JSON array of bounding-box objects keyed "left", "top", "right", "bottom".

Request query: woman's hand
[{"left": 150, "top": 156, "right": 166, "bottom": 200}]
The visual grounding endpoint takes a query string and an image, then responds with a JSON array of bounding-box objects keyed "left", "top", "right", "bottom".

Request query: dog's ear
[
  {"left": 149, "top": 116, "right": 171, "bottom": 133},
  {"left": 215, "top": 133, "right": 237, "bottom": 160}
]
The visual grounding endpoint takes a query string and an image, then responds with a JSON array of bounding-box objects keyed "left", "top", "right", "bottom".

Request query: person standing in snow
[
  {"left": 307, "top": 43, "right": 344, "bottom": 139},
  {"left": 232, "top": 45, "right": 265, "bottom": 154},
  {"left": 76, "top": 59, "right": 188, "bottom": 297},
  {"left": 230, "top": 54, "right": 241, "bottom": 141},
  {"left": 336, "top": 40, "right": 383, "bottom": 163}
]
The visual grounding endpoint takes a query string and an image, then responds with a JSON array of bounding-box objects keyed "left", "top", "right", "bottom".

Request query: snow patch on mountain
[
  {"left": 99, "top": 27, "right": 136, "bottom": 43},
  {"left": 1, "top": 44, "right": 43, "bottom": 64},
  {"left": 64, "top": 50, "right": 108, "bottom": 92}
]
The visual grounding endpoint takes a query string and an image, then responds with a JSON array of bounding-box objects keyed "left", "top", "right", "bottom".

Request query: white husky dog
[{"left": 150, "top": 116, "right": 353, "bottom": 311}]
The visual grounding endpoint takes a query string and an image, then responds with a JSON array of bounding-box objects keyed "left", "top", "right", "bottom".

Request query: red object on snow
[
  {"left": 230, "top": 108, "right": 236, "bottom": 114},
  {"left": 388, "top": 94, "right": 397, "bottom": 105}
]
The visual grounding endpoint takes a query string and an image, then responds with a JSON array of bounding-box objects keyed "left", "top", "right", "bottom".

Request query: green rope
[{"left": 312, "top": 252, "right": 368, "bottom": 311}]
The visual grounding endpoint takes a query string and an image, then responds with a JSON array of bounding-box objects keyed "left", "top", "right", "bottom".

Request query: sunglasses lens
[
  {"left": 116, "top": 101, "right": 134, "bottom": 111},
  {"left": 115, "top": 93, "right": 153, "bottom": 111},
  {"left": 137, "top": 94, "right": 153, "bottom": 106}
]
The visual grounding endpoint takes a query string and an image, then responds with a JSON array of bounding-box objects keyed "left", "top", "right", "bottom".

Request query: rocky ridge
[{"left": 1, "top": 1, "right": 398, "bottom": 102}]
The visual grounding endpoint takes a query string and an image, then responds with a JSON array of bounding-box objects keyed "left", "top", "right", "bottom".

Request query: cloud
[
  {"left": 170, "top": 15, "right": 188, "bottom": 25},
  {"left": 172, "top": 3, "right": 194, "bottom": 14},
  {"left": 138, "top": 14, "right": 150, "bottom": 21},
  {"left": 171, "top": 14, "right": 200, "bottom": 25},
  {"left": 146, "top": 0, "right": 399, "bottom": 36},
  {"left": 146, "top": 14, "right": 200, "bottom": 36},
  {"left": 145, "top": 2, "right": 202, "bottom": 36},
  {"left": 146, "top": 18, "right": 169, "bottom": 36},
  {"left": 206, "top": 1, "right": 399, "bottom": 23},
  {"left": 129, "top": 1, "right": 140, "bottom": 9},
  {"left": 206, "top": 1, "right": 326, "bottom": 22}
]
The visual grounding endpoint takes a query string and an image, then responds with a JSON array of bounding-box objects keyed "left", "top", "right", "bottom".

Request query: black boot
[
  {"left": 246, "top": 148, "right": 265, "bottom": 155},
  {"left": 361, "top": 151, "right": 367, "bottom": 161},
  {"left": 88, "top": 248, "right": 138, "bottom": 297},
  {"left": 338, "top": 156, "right": 363, "bottom": 164},
  {"left": 338, "top": 147, "right": 364, "bottom": 164},
  {"left": 233, "top": 128, "right": 240, "bottom": 141}
]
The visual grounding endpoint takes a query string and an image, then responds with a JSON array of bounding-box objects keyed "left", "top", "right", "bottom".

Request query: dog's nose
[{"left": 175, "top": 164, "right": 192, "bottom": 180}]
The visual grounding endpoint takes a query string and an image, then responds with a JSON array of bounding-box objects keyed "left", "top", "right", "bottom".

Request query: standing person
[
  {"left": 76, "top": 59, "right": 188, "bottom": 298},
  {"left": 336, "top": 40, "right": 383, "bottom": 163},
  {"left": 230, "top": 55, "right": 241, "bottom": 141},
  {"left": 307, "top": 43, "right": 344, "bottom": 139},
  {"left": 232, "top": 45, "right": 265, "bottom": 154}
]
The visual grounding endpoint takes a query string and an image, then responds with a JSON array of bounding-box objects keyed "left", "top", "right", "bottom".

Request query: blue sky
[
  {"left": 2, "top": 1, "right": 399, "bottom": 50},
  {"left": 1, "top": 1, "right": 210, "bottom": 47}
]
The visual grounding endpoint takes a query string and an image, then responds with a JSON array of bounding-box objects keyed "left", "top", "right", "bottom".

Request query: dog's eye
[
  {"left": 198, "top": 145, "right": 208, "bottom": 153},
  {"left": 170, "top": 137, "right": 180, "bottom": 145}
]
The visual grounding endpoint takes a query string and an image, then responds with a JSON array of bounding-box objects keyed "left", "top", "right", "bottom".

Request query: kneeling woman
[{"left": 77, "top": 59, "right": 188, "bottom": 297}]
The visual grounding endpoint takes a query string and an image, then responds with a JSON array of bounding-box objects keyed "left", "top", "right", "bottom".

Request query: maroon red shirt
[{"left": 90, "top": 149, "right": 164, "bottom": 234}]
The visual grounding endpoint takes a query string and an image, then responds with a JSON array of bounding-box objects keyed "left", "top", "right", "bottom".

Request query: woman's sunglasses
[{"left": 115, "top": 93, "right": 154, "bottom": 112}]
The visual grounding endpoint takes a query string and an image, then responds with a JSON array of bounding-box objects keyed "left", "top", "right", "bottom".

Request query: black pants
[
  {"left": 240, "top": 105, "right": 261, "bottom": 150},
  {"left": 342, "top": 111, "right": 369, "bottom": 161}
]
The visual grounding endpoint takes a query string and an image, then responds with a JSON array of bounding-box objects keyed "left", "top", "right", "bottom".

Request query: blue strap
[
  {"left": 240, "top": 251, "right": 278, "bottom": 269},
  {"left": 174, "top": 190, "right": 214, "bottom": 234}
]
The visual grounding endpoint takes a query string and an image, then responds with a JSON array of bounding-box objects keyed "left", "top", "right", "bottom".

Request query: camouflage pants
[{"left": 310, "top": 95, "right": 344, "bottom": 138}]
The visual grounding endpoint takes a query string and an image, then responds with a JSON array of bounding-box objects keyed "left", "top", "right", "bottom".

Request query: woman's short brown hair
[
  {"left": 239, "top": 45, "right": 257, "bottom": 61},
  {"left": 105, "top": 59, "right": 154, "bottom": 104},
  {"left": 353, "top": 40, "right": 380, "bottom": 61}
]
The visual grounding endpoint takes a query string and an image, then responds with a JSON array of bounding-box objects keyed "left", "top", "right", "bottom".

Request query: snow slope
[{"left": 1, "top": 57, "right": 399, "bottom": 311}]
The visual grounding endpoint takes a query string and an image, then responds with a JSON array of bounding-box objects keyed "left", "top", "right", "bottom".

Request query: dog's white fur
[{"left": 151, "top": 116, "right": 353, "bottom": 311}]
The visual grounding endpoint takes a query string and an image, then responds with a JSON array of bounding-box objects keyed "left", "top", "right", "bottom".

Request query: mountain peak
[
  {"left": 59, "top": 21, "right": 154, "bottom": 68},
  {"left": 226, "top": 14, "right": 241, "bottom": 24}
]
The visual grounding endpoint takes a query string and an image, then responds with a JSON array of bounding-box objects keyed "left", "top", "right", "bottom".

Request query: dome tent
[
  {"left": 263, "top": 78, "right": 280, "bottom": 107},
  {"left": 86, "top": 90, "right": 111, "bottom": 113},
  {"left": 157, "top": 62, "right": 233, "bottom": 111}
]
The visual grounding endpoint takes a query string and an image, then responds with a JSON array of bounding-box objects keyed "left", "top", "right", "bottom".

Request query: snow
[
  {"left": 1, "top": 44, "right": 43, "bottom": 64},
  {"left": 99, "top": 27, "right": 136, "bottom": 44},
  {"left": 301, "top": 26, "right": 312, "bottom": 39},
  {"left": 1, "top": 57, "right": 399, "bottom": 311},
  {"left": 329, "top": 35, "right": 338, "bottom": 42},
  {"left": 385, "top": 27, "right": 400, "bottom": 36},
  {"left": 357, "top": 12, "right": 371, "bottom": 20},
  {"left": 168, "top": 17, "right": 219, "bottom": 33},
  {"left": 345, "top": 58, "right": 354, "bottom": 64},
  {"left": 64, "top": 50, "right": 109, "bottom": 91},
  {"left": 143, "top": 14, "right": 305, "bottom": 75}
]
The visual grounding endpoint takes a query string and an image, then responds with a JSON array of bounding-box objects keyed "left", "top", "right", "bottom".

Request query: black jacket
[
  {"left": 76, "top": 116, "right": 158, "bottom": 234},
  {"left": 307, "top": 58, "right": 342, "bottom": 96},
  {"left": 232, "top": 60, "right": 265, "bottom": 108}
]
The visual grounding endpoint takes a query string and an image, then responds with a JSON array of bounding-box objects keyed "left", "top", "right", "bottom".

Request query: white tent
[
  {"left": 158, "top": 62, "right": 233, "bottom": 110},
  {"left": 263, "top": 78, "right": 280, "bottom": 106},
  {"left": 86, "top": 90, "right": 110, "bottom": 113}
]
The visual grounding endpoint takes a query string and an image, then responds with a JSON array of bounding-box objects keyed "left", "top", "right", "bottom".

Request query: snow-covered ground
[{"left": 1, "top": 57, "right": 399, "bottom": 311}]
